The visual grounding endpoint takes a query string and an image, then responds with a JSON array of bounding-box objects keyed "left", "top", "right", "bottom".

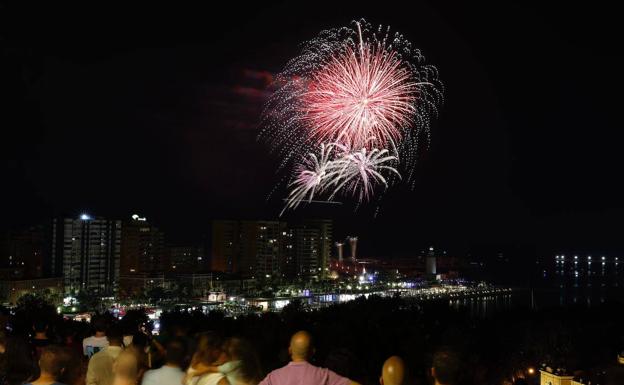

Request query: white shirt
[
  {"left": 83, "top": 335, "right": 109, "bottom": 357},
  {"left": 142, "top": 365, "right": 185, "bottom": 385},
  {"left": 185, "top": 370, "right": 224, "bottom": 385},
  {"left": 123, "top": 335, "right": 134, "bottom": 348},
  {"left": 219, "top": 360, "right": 244, "bottom": 385}
]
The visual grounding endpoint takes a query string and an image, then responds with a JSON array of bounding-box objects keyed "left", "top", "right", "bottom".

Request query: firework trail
[{"left": 261, "top": 19, "right": 443, "bottom": 213}]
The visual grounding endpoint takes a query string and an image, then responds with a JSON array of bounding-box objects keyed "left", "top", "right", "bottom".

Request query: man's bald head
[
  {"left": 380, "top": 356, "right": 405, "bottom": 385},
  {"left": 289, "top": 331, "right": 313, "bottom": 361}
]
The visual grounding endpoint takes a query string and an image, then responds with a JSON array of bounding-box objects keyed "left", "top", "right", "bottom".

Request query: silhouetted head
[
  {"left": 380, "top": 356, "right": 405, "bottom": 385},
  {"left": 289, "top": 331, "right": 313, "bottom": 361},
  {"left": 33, "top": 320, "right": 48, "bottom": 334},
  {"left": 93, "top": 317, "right": 108, "bottom": 334},
  {"left": 165, "top": 337, "right": 188, "bottom": 367},
  {"left": 39, "top": 345, "right": 71, "bottom": 379},
  {"left": 107, "top": 324, "right": 124, "bottom": 346},
  {"left": 193, "top": 331, "right": 224, "bottom": 366},
  {"left": 131, "top": 332, "right": 149, "bottom": 350}
]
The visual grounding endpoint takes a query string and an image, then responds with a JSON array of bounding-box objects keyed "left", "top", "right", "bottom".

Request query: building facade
[
  {"left": 211, "top": 219, "right": 332, "bottom": 279},
  {"left": 0, "top": 225, "right": 50, "bottom": 278},
  {"left": 120, "top": 214, "right": 166, "bottom": 274},
  {"left": 211, "top": 220, "right": 239, "bottom": 273},
  {"left": 539, "top": 370, "right": 574, "bottom": 385},
  {"left": 240, "top": 220, "right": 284, "bottom": 278},
  {"left": 52, "top": 215, "right": 121, "bottom": 295},
  {"left": 290, "top": 219, "right": 332, "bottom": 279},
  {"left": 118, "top": 272, "right": 171, "bottom": 298},
  {"left": 168, "top": 245, "right": 207, "bottom": 273}
]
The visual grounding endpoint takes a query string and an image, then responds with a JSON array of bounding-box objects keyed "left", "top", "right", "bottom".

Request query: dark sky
[{"left": 2, "top": 1, "right": 623, "bottom": 256}]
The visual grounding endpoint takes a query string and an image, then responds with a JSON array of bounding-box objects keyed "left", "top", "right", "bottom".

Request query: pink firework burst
[
  {"left": 260, "top": 19, "right": 443, "bottom": 213},
  {"left": 302, "top": 29, "right": 419, "bottom": 151}
]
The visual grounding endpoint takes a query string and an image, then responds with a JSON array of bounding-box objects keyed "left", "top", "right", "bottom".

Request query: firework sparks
[
  {"left": 282, "top": 143, "right": 343, "bottom": 212},
  {"left": 261, "top": 19, "right": 443, "bottom": 213},
  {"left": 334, "top": 148, "right": 401, "bottom": 202},
  {"left": 303, "top": 36, "right": 420, "bottom": 151}
]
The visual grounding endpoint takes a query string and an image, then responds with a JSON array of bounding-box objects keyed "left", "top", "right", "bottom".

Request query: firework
[
  {"left": 282, "top": 143, "right": 343, "bottom": 212},
  {"left": 303, "top": 40, "right": 418, "bottom": 151},
  {"left": 261, "top": 19, "right": 443, "bottom": 212},
  {"left": 332, "top": 148, "right": 401, "bottom": 202}
]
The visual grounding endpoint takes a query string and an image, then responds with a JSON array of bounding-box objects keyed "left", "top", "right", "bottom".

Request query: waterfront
[{"left": 137, "top": 282, "right": 515, "bottom": 321}]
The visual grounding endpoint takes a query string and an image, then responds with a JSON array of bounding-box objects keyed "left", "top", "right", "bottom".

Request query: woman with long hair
[{"left": 184, "top": 332, "right": 226, "bottom": 385}]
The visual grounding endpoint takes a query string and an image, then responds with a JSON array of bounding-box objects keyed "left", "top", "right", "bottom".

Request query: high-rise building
[
  {"left": 211, "top": 220, "right": 239, "bottom": 273},
  {"left": 120, "top": 214, "right": 166, "bottom": 274},
  {"left": 212, "top": 220, "right": 284, "bottom": 278},
  {"left": 0, "top": 225, "right": 49, "bottom": 278},
  {"left": 291, "top": 219, "right": 333, "bottom": 279},
  {"left": 168, "top": 245, "right": 207, "bottom": 273},
  {"left": 241, "top": 220, "right": 284, "bottom": 278},
  {"left": 280, "top": 228, "right": 295, "bottom": 278},
  {"left": 211, "top": 219, "right": 332, "bottom": 279},
  {"left": 426, "top": 246, "right": 437, "bottom": 276},
  {"left": 293, "top": 227, "right": 321, "bottom": 277},
  {"left": 51, "top": 215, "right": 121, "bottom": 295}
]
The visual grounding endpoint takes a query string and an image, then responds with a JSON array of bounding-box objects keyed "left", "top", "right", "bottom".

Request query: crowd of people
[
  {"left": 0, "top": 316, "right": 459, "bottom": 385},
  {"left": 1, "top": 294, "right": 622, "bottom": 385},
  {"left": 0, "top": 296, "right": 469, "bottom": 385}
]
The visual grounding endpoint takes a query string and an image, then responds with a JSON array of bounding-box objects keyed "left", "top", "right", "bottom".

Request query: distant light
[
  {"left": 528, "top": 367, "right": 535, "bottom": 375},
  {"left": 80, "top": 214, "right": 91, "bottom": 221},
  {"left": 429, "top": 247, "right": 434, "bottom": 251}
]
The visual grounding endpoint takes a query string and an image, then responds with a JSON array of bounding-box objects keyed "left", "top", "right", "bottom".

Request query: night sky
[{"left": 2, "top": 2, "right": 623, "bottom": 257}]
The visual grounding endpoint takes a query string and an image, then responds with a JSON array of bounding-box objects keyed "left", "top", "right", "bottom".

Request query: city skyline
[{"left": 2, "top": 4, "right": 624, "bottom": 385}]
